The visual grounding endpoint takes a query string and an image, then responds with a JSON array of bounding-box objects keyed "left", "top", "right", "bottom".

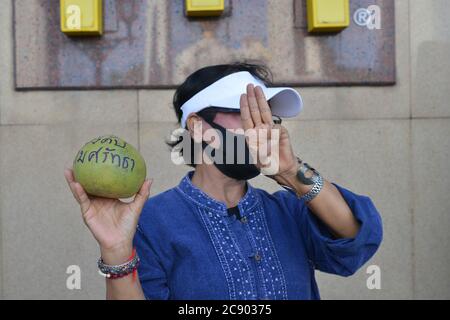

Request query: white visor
[{"left": 180, "top": 71, "right": 303, "bottom": 128}]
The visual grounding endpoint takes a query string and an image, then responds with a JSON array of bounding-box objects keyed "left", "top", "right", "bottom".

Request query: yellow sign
[
  {"left": 307, "top": 0, "right": 350, "bottom": 33},
  {"left": 60, "top": 0, "right": 103, "bottom": 36},
  {"left": 186, "top": 0, "right": 225, "bottom": 17}
]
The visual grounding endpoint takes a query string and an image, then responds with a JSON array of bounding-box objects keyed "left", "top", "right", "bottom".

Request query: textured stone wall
[{"left": 14, "top": 0, "right": 395, "bottom": 89}]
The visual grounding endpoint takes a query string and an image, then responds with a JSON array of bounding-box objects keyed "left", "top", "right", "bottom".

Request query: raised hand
[
  {"left": 240, "top": 84, "right": 298, "bottom": 178},
  {"left": 64, "top": 168, "right": 152, "bottom": 262}
]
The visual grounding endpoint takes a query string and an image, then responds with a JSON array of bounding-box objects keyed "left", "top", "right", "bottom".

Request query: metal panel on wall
[{"left": 14, "top": 0, "right": 395, "bottom": 89}]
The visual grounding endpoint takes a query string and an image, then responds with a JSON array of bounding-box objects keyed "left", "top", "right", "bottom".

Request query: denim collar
[{"left": 176, "top": 171, "right": 259, "bottom": 217}]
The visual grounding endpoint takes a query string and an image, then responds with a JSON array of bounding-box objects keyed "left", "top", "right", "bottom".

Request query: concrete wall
[{"left": 0, "top": 0, "right": 449, "bottom": 299}]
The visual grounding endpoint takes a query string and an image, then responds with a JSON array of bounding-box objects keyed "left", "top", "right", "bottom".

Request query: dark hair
[{"left": 167, "top": 61, "right": 273, "bottom": 167}]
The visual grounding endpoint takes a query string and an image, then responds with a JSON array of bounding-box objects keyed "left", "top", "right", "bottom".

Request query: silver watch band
[{"left": 299, "top": 173, "right": 324, "bottom": 203}]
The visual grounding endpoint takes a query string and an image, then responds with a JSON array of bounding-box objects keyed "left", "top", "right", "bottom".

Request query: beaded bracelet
[{"left": 98, "top": 248, "right": 140, "bottom": 280}]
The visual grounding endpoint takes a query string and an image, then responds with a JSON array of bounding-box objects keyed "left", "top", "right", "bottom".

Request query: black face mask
[{"left": 200, "top": 118, "right": 260, "bottom": 181}]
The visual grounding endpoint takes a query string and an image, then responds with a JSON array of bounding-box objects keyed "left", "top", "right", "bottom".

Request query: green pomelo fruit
[{"left": 73, "top": 135, "right": 147, "bottom": 199}]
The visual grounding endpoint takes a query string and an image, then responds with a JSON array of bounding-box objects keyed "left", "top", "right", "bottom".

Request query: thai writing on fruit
[{"left": 75, "top": 137, "right": 136, "bottom": 172}]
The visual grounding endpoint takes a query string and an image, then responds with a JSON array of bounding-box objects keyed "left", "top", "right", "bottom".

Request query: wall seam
[{"left": 407, "top": 0, "right": 416, "bottom": 300}]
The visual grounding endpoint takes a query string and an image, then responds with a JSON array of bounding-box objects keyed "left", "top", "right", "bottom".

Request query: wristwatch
[
  {"left": 295, "top": 157, "right": 324, "bottom": 203},
  {"left": 295, "top": 157, "right": 319, "bottom": 185}
]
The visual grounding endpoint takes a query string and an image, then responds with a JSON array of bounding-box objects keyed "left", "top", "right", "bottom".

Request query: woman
[{"left": 64, "top": 63, "right": 382, "bottom": 300}]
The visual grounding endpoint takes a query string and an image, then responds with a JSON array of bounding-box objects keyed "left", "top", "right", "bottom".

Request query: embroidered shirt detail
[{"left": 176, "top": 172, "right": 288, "bottom": 300}]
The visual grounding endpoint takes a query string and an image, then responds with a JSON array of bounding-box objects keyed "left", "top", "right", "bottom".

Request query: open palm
[
  {"left": 240, "top": 84, "right": 297, "bottom": 177},
  {"left": 64, "top": 168, "right": 152, "bottom": 251}
]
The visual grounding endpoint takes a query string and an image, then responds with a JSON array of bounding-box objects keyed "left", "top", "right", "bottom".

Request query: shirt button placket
[{"left": 252, "top": 252, "right": 265, "bottom": 299}]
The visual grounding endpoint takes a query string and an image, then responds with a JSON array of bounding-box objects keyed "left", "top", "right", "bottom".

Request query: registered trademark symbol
[
  {"left": 354, "top": 8, "right": 371, "bottom": 26},
  {"left": 353, "top": 5, "right": 382, "bottom": 30}
]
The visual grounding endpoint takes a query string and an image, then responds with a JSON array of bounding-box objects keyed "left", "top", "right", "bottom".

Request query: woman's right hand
[{"left": 64, "top": 168, "right": 152, "bottom": 264}]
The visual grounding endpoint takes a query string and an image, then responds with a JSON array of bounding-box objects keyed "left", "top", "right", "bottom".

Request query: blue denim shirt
[{"left": 134, "top": 171, "right": 383, "bottom": 300}]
